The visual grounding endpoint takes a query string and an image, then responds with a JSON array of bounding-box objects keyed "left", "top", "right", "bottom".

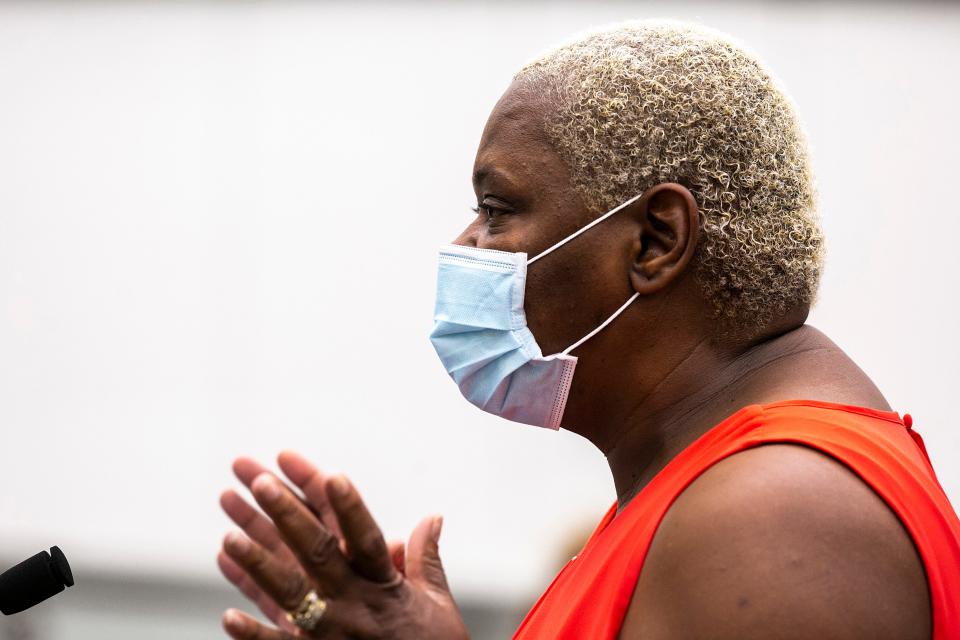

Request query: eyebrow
[{"left": 472, "top": 165, "right": 518, "bottom": 189}]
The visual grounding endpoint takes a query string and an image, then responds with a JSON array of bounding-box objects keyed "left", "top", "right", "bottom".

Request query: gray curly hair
[{"left": 515, "top": 20, "right": 823, "bottom": 336}]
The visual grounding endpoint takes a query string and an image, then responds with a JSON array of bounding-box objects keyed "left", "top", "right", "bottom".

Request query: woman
[{"left": 216, "top": 21, "right": 960, "bottom": 639}]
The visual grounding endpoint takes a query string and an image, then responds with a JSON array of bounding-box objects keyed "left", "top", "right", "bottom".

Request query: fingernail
[
  {"left": 255, "top": 474, "right": 281, "bottom": 502},
  {"left": 329, "top": 475, "right": 349, "bottom": 498},
  {"left": 226, "top": 531, "right": 250, "bottom": 554},
  {"left": 224, "top": 609, "right": 246, "bottom": 631},
  {"left": 432, "top": 515, "right": 444, "bottom": 543}
]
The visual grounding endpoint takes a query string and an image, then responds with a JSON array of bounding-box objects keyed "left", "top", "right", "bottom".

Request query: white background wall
[{"left": 0, "top": 1, "right": 958, "bottom": 628}]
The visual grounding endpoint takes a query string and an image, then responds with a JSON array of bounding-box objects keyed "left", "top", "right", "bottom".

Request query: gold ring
[{"left": 286, "top": 590, "right": 327, "bottom": 631}]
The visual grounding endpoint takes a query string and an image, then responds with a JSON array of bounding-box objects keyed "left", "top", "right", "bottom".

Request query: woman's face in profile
[{"left": 455, "top": 81, "right": 641, "bottom": 360}]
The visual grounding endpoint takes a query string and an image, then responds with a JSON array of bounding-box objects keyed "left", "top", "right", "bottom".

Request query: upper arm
[{"left": 619, "top": 444, "right": 931, "bottom": 640}]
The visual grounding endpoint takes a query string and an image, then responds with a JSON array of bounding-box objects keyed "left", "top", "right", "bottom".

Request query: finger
[
  {"left": 250, "top": 473, "right": 352, "bottom": 590},
  {"left": 406, "top": 514, "right": 450, "bottom": 593},
  {"left": 386, "top": 539, "right": 406, "bottom": 575},
  {"left": 217, "top": 551, "right": 288, "bottom": 628},
  {"left": 223, "top": 609, "right": 296, "bottom": 640},
  {"left": 235, "top": 456, "right": 328, "bottom": 525},
  {"left": 277, "top": 450, "right": 343, "bottom": 537},
  {"left": 223, "top": 530, "right": 315, "bottom": 613},
  {"left": 233, "top": 457, "right": 273, "bottom": 488},
  {"left": 221, "top": 490, "right": 297, "bottom": 565},
  {"left": 326, "top": 475, "right": 399, "bottom": 585}
]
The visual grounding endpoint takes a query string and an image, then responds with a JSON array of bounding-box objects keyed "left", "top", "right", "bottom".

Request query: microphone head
[
  {"left": 0, "top": 547, "right": 75, "bottom": 615},
  {"left": 49, "top": 546, "right": 74, "bottom": 588}
]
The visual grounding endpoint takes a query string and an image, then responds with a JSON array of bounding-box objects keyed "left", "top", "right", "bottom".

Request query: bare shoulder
[{"left": 619, "top": 444, "right": 931, "bottom": 640}]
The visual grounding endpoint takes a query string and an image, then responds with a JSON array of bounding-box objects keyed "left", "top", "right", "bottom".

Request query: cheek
[{"left": 523, "top": 247, "right": 626, "bottom": 353}]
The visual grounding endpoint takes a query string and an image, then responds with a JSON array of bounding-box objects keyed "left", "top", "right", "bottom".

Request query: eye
[{"left": 471, "top": 200, "right": 513, "bottom": 222}]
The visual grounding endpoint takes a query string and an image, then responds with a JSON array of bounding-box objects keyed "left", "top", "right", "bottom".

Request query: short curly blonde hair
[{"left": 515, "top": 20, "right": 823, "bottom": 336}]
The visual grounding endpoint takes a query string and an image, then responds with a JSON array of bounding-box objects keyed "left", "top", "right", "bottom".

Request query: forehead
[{"left": 473, "top": 83, "right": 569, "bottom": 192}]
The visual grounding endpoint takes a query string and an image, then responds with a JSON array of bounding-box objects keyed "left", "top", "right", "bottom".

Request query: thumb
[{"left": 406, "top": 514, "right": 450, "bottom": 594}]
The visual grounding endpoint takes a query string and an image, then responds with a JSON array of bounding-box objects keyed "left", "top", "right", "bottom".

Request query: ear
[{"left": 628, "top": 182, "right": 699, "bottom": 295}]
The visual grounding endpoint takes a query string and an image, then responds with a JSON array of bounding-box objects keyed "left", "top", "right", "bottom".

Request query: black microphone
[{"left": 0, "top": 546, "right": 74, "bottom": 615}]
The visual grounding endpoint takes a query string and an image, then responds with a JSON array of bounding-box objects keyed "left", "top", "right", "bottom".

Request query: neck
[{"left": 571, "top": 323, "right": 829, "bottom": 513}]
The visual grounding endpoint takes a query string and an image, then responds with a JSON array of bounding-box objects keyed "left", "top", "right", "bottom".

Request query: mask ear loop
[
  {"left": 527, "top": 192, "right": 645, "bottom": 266},
  {"left": 527, "top": 192, "right": 645, "bottom": 356},
  {"left": 560, "top": 291, "right": 640, "bottom": 356}
]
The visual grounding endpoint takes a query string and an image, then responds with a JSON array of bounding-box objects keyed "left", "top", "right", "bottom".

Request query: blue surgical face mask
[{"left": 429, "top": 193, "right": 643, "bottom": 430}]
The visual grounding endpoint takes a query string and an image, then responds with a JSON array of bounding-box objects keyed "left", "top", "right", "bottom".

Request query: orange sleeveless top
[{"left": 513, "top": 400, "right": 960, "bottom": 639}]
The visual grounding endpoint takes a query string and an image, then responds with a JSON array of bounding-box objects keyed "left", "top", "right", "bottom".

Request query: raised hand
[
  {"left": 218, "top": 452, "right": 468, "bottom": 639},
  {"left": 219, "top": 452, "right": 330, "bottom": 628}
]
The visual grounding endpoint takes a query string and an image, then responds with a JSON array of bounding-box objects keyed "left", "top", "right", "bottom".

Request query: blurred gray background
[{"left": 1, "top": 1, "right": 958, "bottom": 638}]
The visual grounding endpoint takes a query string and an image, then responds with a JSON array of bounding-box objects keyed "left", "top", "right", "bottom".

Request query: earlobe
[{"left": 629, "top": 183, "right": 699, "bottom": 294}]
